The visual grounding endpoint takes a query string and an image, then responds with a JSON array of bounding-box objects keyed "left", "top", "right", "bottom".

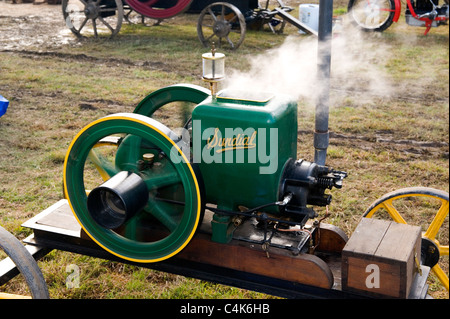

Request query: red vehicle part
[
  {"left": 125, "top": 0, "right": 193, "bottom": 19},
  {"left": 348, "top": 0, "right": 399, "bottom": 32},
  {"left": 392, "top": 0, "right": 402, "bottom": 22},
  {"left": 405, "top": 0, "right": 449, "bottom": 35},
  {"left": 349, "top": 0, "right": 448, "bottom": 35}
]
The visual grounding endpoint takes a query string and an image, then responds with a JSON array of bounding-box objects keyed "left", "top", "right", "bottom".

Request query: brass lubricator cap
[{"left": 142, "top": 153, "right": 155, "bottom": 163}]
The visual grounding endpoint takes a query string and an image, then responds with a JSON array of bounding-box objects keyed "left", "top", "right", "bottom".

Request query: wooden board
[
  {"left": 312, "top": 222, "right": 348, "bottom": 253},
  {"left": 341, "top": 218, "right": 422, "bottom": 298},
  {"left": 178, "top": 231, "right": 335, "bottom": 289}
]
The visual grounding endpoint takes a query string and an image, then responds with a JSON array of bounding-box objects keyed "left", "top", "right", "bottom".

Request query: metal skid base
[{"left": 2, "top": 200, "right": 430, "bottom": 299}]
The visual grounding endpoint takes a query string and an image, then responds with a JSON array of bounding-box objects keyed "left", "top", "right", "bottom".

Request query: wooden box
[{"left": 342, "top": 218, "right": 421, "bottom": 298}]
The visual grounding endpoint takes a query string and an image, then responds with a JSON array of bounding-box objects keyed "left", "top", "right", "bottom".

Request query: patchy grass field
[{"left": 0, "top": 1, "right": 448, "bottom": 299}]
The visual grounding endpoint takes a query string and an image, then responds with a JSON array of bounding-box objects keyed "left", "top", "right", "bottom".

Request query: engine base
[
  {"left": 21, "top": 200, "right": 349, "bottom": 291},
  {"left": 9, "top": 199, "right": 430, "bottom": 299}
]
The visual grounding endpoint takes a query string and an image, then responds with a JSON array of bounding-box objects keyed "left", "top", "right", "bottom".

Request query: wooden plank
[
  {"left": 178, "top": 232, "right": 335, "bottom": 289},
  {"left": 345, "top": 256, "right": 402, "bottom": 298},
  {"left": 313, "top": 223, "right": 348, "bottom": 254},
  {"left": 376, "top": 222, "right": 421, "bottom": 297},
  {"left": 343, "top": 218, "right": 390, "bottom": 255},
  {"left": 376, "top": 222, "right": 421, "bottom": 261},
  {"left": 17, "top": 200, "right": 431, "bottom": 299},
  {"left": 25, "top": 232, "right": 356, "bottom": 299},
  {"left": 22, "top": 200, "right": 81, "bottom": 238}
]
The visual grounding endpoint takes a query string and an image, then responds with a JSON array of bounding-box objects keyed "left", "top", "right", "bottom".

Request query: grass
[{"left": 0, "top": 1, "right": 448, "bottom": 299}]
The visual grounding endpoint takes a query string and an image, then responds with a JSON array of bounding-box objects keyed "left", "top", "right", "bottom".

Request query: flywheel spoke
[
  {"left": 87, "top": 149, "right": 119, "bottom": 181},
  {"left": 143, "top": 172, "right": 181, "bottom": 191},
  {"left": 146, "top": 200, "right": 179, "bottom": 232}
]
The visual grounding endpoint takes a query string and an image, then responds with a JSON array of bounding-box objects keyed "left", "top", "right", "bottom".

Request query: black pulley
[
  {"left": 87, "top": 171, "right": 149, "bottom": 229},
  {"left": 421, "top": 237, "right": 440, "bottom": 268}
]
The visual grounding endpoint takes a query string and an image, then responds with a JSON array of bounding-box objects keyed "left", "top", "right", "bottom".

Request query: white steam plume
[{"left": 223, "top": 29, "right": 393, "bottom": 106}]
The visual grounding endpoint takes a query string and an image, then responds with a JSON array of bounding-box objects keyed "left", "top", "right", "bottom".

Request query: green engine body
[
  {"left": 191, "top": 90, "right": 298, "bottom": 215},
  {"left": 64, "top": 84, "right": 346, "bottom": 261}
]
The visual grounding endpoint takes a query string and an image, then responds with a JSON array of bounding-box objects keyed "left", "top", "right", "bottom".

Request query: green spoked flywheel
[
  {"left": 64, "top": 113, "right": 201, "bottom": 263},
  {"left": 133, "top": 84, "right": 210, "bottom": 117},
  {"left": 133, "top": 84, "right": 210, "bottom": 131}
]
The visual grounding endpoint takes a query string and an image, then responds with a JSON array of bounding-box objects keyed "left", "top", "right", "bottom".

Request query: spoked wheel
[
  {"left": 249, "top": 0, "right": 287, "bottom": 34},
  {"left": 0, "top": 226, "right": 49, "bottom": 299},
  {"left": 63, "top": 113, "right": 202, "bottom": 263},
  {"left": 125, "top": 0, "right": 193, "bottom": 19},
  {"left": 123, "top": 4, "right": 162, "bottom": 26},
  {"left": 347, "top": 0, "right": 396, "bottom": 32},
  {"left": 265, "top": 16, "right": 287, "bottom": 34},
  {"left": 363, "top": 187, "right": 449, "bottom": 292},
  {"left": 62, "top": 0, "right": 124, "bottom": 38},
  {"left": 133, "top": 84, "right": 210, "bottom": 134},
  {"left": 197, "top": 2, "right": 246, "bottom": 50}
]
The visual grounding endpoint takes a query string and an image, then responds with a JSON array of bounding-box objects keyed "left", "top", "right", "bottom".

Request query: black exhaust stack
[{"left": 314, "top": 0, "right": 333, "bottom": 166}]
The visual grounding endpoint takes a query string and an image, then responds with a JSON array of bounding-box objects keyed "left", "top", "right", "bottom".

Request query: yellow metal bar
[
  {"left": 439, "top": 245, "right": 449, "bottom": 256},
  {"left": 87, "top": 150, "right": 111, "bottom": 181},
  {"left": 381, "top": 200, "right": 407, "bottom": 224},
  {"left": 424, "top": 200, "right": 448, "bottom": 241},
  {"left": 432, "top": 264, "right": 449, "bottom": 292},
  {"left": 0, "top": 292, "right": 32, "bottom": 299}
]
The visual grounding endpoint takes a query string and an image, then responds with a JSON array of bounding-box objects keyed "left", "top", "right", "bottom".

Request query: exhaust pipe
[
  {"left": 87, "top": 171, "right": 149, "bottom": 229},
  {"left": 314, "top": 0, "right": 333, "bottom": 166}
]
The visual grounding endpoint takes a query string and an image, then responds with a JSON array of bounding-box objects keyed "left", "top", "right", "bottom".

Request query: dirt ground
[
  {"left": 0, "top": 0, "right": 343, "bottom": 50},
  {"left": 0, "top": 1, "right": 75, "bottom": 50}
]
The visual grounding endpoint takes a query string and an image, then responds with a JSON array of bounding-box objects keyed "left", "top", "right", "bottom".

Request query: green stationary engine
[
  {"left": 190, "top": 90, "right": 345, "bottom": 243},
  {"left": 63, "top": 52, "right": 346, "bottom": 263}
]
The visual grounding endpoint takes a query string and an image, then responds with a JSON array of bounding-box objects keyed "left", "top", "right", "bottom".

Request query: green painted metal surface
[
  {"left": 192, "top": 89, "right": 298, "bottom": 216},
  {"left": 64, "top": 113, "right": 201, "bottom": 262},
  {"left": 133, "top": 84, "right": 210, "bottom": 117}
]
